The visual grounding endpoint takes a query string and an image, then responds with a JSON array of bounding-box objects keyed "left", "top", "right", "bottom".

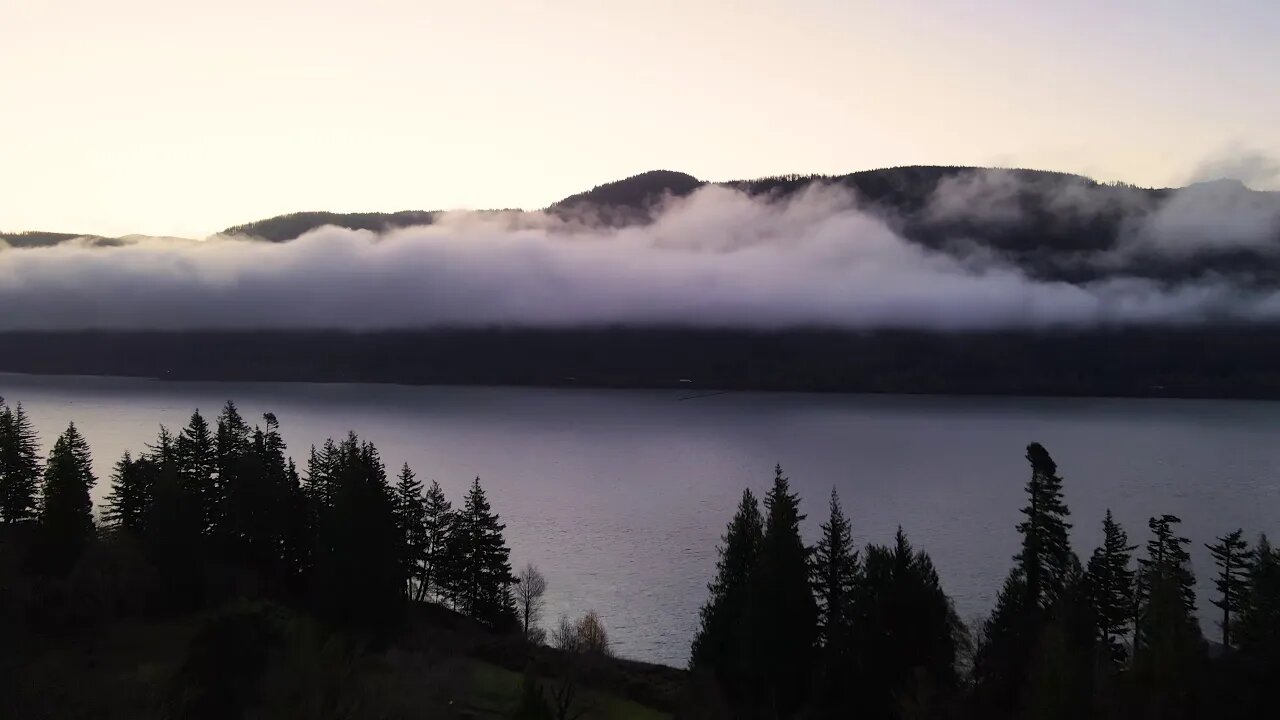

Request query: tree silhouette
[
  {"left": 449, "top": 477, "right": 516, "bottom": 628},
  {"left": 38, "top": 423, "right": 96, "bottom": 571},
  {"left": 0, "top": 400, "right": 41, "bottom": 523},
  {"left": 1132, "top": 515, "right": 1205, "bottom": 719},
  {"left": 419, "top": 479, "right": 453, "bottom": 602},
  {"left": 391, "top": 463, "right": 426, "bottom": 598},
  {"left": 810, "top": 488, "right": 859, "bottom": 717},
  {"left": 514, "top": 563, "right": 548, "bottom": 643},
  {"left": 689, "top": 487, "right": 762, "bottom": 706},
  {"left": 746, "top": 464, "right": 816, "bottom": 717},
  {"left": 1085, "top": 509, "right": 1136, "bottom": 665},
  {"left": 1016, "top": 443, "right": 1075, "bottom": 610},
  {"left": 1206, "top": 529, "right": 1250, "bottom": 650},
  {"left": 103, "top": 451, "right": 154, "bottom": 534}
]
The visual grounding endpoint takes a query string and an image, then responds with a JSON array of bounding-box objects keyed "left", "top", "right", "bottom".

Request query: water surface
[{"left": 4, "top": 373, "right": 1279, "bottom": 666}]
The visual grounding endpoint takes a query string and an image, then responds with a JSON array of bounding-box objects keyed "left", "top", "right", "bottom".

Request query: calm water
[{"left": 3, "top": 373, "right": 1280, "bottom": 666}]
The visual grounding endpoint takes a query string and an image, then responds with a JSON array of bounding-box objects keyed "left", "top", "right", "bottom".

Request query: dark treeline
[
  {"left": 5, "top": 394, "right": 1280, "bottom": 718},
  {"left": 0, "top": 396, "right": 518, "bottom": 632},
  {"left": 15, "top": 326, "right": 1280, "bottom": 399},
  {"left": 689, "top": 445, "right": 1280, "bottom": 720}
]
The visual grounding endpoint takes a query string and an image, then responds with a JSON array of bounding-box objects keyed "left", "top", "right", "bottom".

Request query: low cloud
[{"left": 1, "top": 180, "right": 1280, "bottom": 332}]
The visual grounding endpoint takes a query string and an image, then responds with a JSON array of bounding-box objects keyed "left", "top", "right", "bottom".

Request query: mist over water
[{"left": 2, "top": 172, "right": 1279, "bottom": 332}]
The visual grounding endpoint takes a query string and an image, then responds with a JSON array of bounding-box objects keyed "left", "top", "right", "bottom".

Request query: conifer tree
[
  {"left": 143, "top": 426, "right": 206, "bottom": 604},
  {"left": 1132, "top": 514, "right": 1205, "bottom": 716},
  {"left": 0, "top": 399, "right": 42, "bottom": 523},
  {"left": 1236, "top": 535, "right": 1280, "bottom": 660},
  {"left": 419, "top": 479, "right": 454, "bottom": 602},
  {"left": 450, "top": 477, "right": 516, "bottom": 627},
  {"left": 103, "top": 451, "right": 155, "bottom": 534},
  {"left": 857, "top": 529, "right": 963, "bottom": 720},
  {"left": 176, "top": 410, "right": 217, "bottom": 535},
  {"left": 1206, "top": 528, "right": 1250, "bottom": 650},
  {"left": 1016, "top": 443, "right": 1075, "bottom": 609},
  {"left": 392, "top": 463, "right": 427, "bottom": 597},
  {"left": 747, "top": 464, "right": 817, "bottom": 717},
  {"left": 1085, "top": 509, "right": 1136, "bottom": 664},
  {"left": 38, "top": 422, "right": 96, "bottom": 570},
  {"left": 214, "top": 401, "right": 253, "bottom": 557},
  {"left": 809, "top": 488, "right": 859, "bottom": 716},
  {"left": 311, "top": 433, "right": 405, "bottom": 632},
  {"left": 689, "top": 488, "right": 763, "bottom": 695}
]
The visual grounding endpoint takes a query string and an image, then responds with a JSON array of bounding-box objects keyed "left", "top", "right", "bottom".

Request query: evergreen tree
[
  {"left": 1132, "top": 515, "right": 1205, "bottom": 718},
  {"left": 214, "top": 401, "right": 253, "bottom": 560},
  {"left": 143, "top": 426, "right": 206, "bottom": 605},
  {"left": 1085, "top": 509, "right": 1136, "bottom": 665},
  {"left": 809, "top": 488, "right": 860, "bottom": 717},
  {"left": 392, "top": 463, "right": 427, "bottom": 597},
  {"left": 746, "top": 464, "right": 816, "bottom": 717},
  {"left": 176, "top": 410, "right": 217, "bottom": 535},
  {"left": 1236, "top": 535, "right": 1280, "bottom": 661},
  {"left": 0, "top": 400, "right": 42, "bottom": 523},
  {"left": 311, "top": 433, "right": 406, "bottom": 633},
  {"left": 419, "top": 479, "right": 454, "bottom": 602},
  {"left": 856, "top": 528, "right": 963, "bottom": 720},
  {"left": 38, "top": 422, "right": 96, "bottom": 570},
  {"left": 449, "top": 477, "right": 516, "bottom": 627},
  {"left": 971, "top": 442, "right": 1076, "bottom": 718},
  {"left": 1015, "top": 443, "right": 1075, "bottom": 610},
  {"left": 689, "top": 488, "right": 763, "bottom": 702},
  {"left": 103, "top": 451, "right": 155, "bottom": 534},
  {"left": 1206, "top": 529, "right": 1250, "bottom": 650}
]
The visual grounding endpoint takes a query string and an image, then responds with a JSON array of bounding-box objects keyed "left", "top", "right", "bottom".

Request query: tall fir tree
[
  {"left": 1235, "top": 535, "right": 1280, "bottom": 661},
  {"left": 1206, "top": 529, "right": 1251, "bottom": 650},
  {"left": 449, "top": 477, "right": 516, "bottom": 627},
  {"left": 1132, "top": 514, "right": 1205, "bottom": 718},
  {"left": 419, "top": 479, "right": 454, "bottom": 602},
  {"left": 38, "top": 422, "right": 96, "bottom": 571},
  {"left": 311, "top": 433, "right": 406, "bottom": 633},
  {"left": 392, "top": 463, "right": 427, "bottom": 598},
  {"left": 1085, "top": 509, "right": 1136, "bottom": 665},
  {"left": 103, "top": 451, "right": 155, "bottom": 534},
  {"left": 0, "top": 400, "right": 42, "bottom": 523},
  {"left": 176, "top": 410, "right": 217, "bottom": 536},
  {"left": 857, "top": 529, "right": 964, "bottom": 720},
  {"left": 1016, "top": 443, "right": 1075, "bottom": 610},
  {"left": 143, "top": 426, "right": 206, "bottom": 605},
  {"left": 689, "top": 488, "right": 763, "bottom": 703},
  {"left": 809, "top": 488, "right": 860, "bottom": 716},
  {"left": 214, "top": 401, "right": 253, "bottom": 560},
  {"left": 746, "top": 465, "right": 817, "bottom": 718}
]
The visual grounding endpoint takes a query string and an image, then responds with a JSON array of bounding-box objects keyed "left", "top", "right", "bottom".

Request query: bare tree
[
  {"left": 514, "top": 563, "right": 548, "bottom": 642},
  {"left": 550, "top": 610, "right": 611, "bottom": 657}
]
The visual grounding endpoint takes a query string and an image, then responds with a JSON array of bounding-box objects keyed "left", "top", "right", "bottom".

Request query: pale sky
[{"left": 3, "top": 0, "right": 1278, "bottom": 237}]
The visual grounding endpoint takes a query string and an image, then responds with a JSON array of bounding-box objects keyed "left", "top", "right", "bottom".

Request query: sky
[{"left": 3, "top": 0, "right": 1279, "bottom": 237}]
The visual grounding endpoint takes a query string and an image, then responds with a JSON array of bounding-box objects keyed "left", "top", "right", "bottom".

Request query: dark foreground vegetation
[
  {"left": 2, "top": 394, "right": 1279, "bottom": 718},
  {"left": 11, "top": 326, "right": 1280, "bottom": 399}
]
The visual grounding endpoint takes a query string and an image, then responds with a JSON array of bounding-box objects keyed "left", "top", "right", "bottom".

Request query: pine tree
[
  {"left": 38, "top": 422, "right": 96, "bottom": 570},
  {"left": 419, "top": 479, "right": 454, "bottom": 602},
  {"left": 311, "top": 433, "right": 405, "bottom": 633},
  {"left": 747, "top": 464, "right": 817, "bottom": 717},
  {"left": 214, "top": 401, "right": 252, "bottom": 559},
  {"left": 1016, "top": 443, "right": 1075, "bottom": 610},
  {"left": 103, "top": 451, "right": 155, "bottom": 534},
  {"left": 812, "top": 488, "right": 858, "bottom": 646},
  {"left": 809, "top": 488, "right": 859, "bottom": 716},
  {"left": 1085, "top": 509, "right": 1136, "bottom": 665},
  {"left": 450, "top": 477, "right": 516, "bottom": 627},
  {"left": 689, "top": 487, "right": 763, "bottom": 697},
  {"left": 392, "top": 463, "right": 427, "bottom": 598},
  {"left": 143, "top": 425, "right": 205, "bottom": 604},
  {"left": 1206, "top": 529, "right": 1250, "bottom": 650},
  {"left": 176, "top": 410, "right": 217, "bottom": 535},
  {"left": 1236, "top": 535, "right": 1280, "bottom": 660},
  {"left": 0, "top": 400, "right": 42, "bottom": 523},
  {"left": 1132, "top": 514, "right": 1205, "bottom": 717}
]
